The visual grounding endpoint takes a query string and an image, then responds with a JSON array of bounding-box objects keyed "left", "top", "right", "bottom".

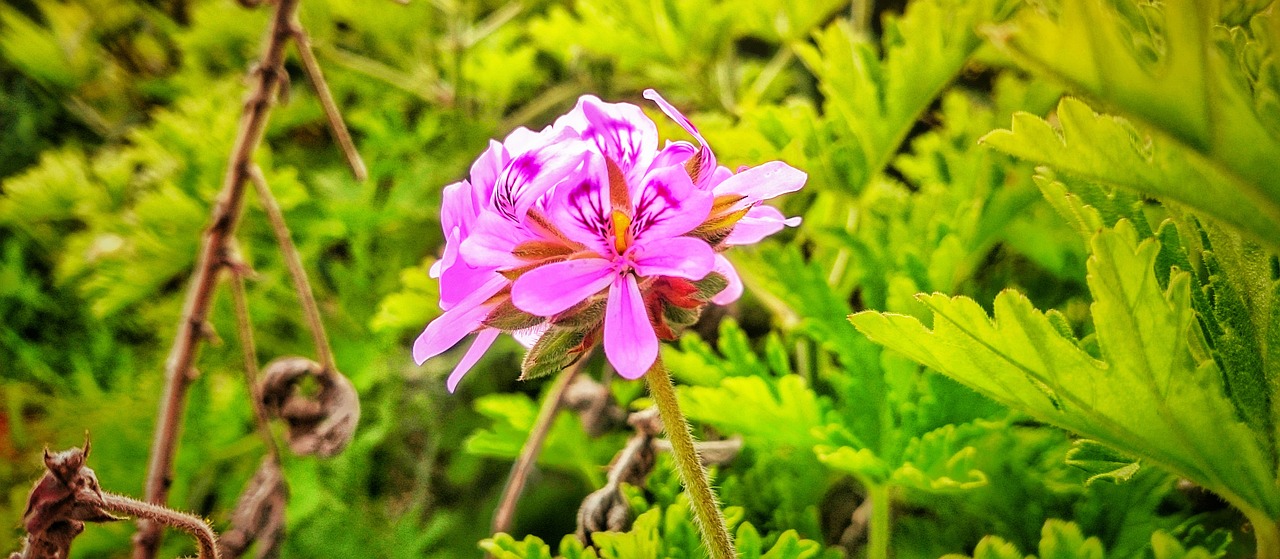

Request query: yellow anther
[{"left": 610, "top": 209, "right": 633, "bottom": 254}]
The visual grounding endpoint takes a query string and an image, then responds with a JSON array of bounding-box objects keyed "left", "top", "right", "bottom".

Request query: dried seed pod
[
  {"left": 259, "top": 357, "right": 360, "bottom": 458},
  {"left": 575, "top": 486, "right": 631, "bottom": 542},
  {"left": 13, "top": 438, "right": 121, "bottom": 559},
  {"left": 218, "top": 457, "right": 287, "bottom": 559}
]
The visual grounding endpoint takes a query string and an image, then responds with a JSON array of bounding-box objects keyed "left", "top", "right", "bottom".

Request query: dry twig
[
  {"left": 490, "top": 358, "right": 589, "bottom": 535},
  {"left": 135, "top": 0, "right": 364, "bottom": 556}
]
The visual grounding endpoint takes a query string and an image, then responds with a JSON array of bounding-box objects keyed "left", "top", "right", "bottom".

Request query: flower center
[{"left": 610, "top": 209, "right": 633, "bottom": 254}]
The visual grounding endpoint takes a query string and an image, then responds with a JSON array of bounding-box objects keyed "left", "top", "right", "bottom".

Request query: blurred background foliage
[{"left": 1, "top": 0, "right": 1276, "bottom": 557}]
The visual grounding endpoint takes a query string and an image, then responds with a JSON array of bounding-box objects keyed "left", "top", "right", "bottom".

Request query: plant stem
[
  {"left": 105, "top": 492, "right": 220, "bottom": 559},
  {"left": 491, "top": 358, "right": 585, "bottom": 535},
  {"left": 247, "top": 165, "right": 335, "bottom": 372},
  {"left": 645, "top": 357, "right": 734, "bottom": 559},
  {"left": 134, "top": 1, "right": 300, "bottom": 557},
  {"left": 867, "top": 483, "right": 891, "bottom": 559},
  {"left": 1243, "top": 507, "right": 1280, "bottom": 559}
]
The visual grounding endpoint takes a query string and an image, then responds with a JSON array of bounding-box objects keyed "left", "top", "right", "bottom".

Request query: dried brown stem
[
  {"left": 105, "top": 493, "right": 220, "bottom": 559},
  {"left": 490, "top": 358, "right": 588, "bottom": 535},
  {"left": 247, "top": 165, "right": 335, "bottom": 372},
  {"left": 227, "top": 262, "right": 281, "bottom": 460},
  {"left": 135, "top": 1, "right": 300, "bottom": 557},
  {"left": 289, "top": 22, "right": 367, "bottom": 182}
]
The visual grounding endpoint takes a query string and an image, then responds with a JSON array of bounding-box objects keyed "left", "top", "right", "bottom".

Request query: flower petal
[
  {"left": 413, "top": 274, "right": 508, "bottom": 364},
  {"left": 643, "top": 89, "right": 717, "bottom": 186},
  {"left": 631, "top": 165, "right": 713, "bottom": 243},
  {"left": 493, "top": 141, "right": 589, "bottom": 221},
  {"left": 724, "top": 205, "right": 801, "bottom": 246},
  {"left": 439, "top": 263, "right": 501, "bottom": 311},
  {"left": 604, "top": 274, "right": 658, "bottom": 379},
  {"left": 711, "top": 161, "right": 807, "bottom": 205},
  {"left": 511, "top": 257, "right": 616, "bottom": 316},
  {"left": 460, "top": 211, "right": 537, "bottom": 269},
  {"left": 710, "top": 253, "right": 744, "bottom": 305},
  {"left": 559, "top": 95, "right": 658, "bottom": 180},
  {"left": 446, "top": 328, "right": 500, "bottom": 393},
  {"left": 547, "top": 151, "right": 615, "bottom": 255},
  {"left": 632, "top": 236, "right": 715, "bottom": 280}
]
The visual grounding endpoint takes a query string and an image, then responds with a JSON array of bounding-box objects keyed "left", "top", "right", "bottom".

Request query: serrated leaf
[
  {"left": 985, "top": 0, "right": 1280, "bottom": 245},
  {"left": 679, "top": 375, "right": 826, "bottom": 450},
  {"left": 1038, "top": 520, "right": 1106, "bottom": 559},
  {"left": 1065, "top": 439, "right": 1141, "bottom": 486},
  {"left": 983, "top": 97, "right": 1280, "bottom": 247},
  {"left": 851, "top": 220, "right": 1280, "bottom": 522}
]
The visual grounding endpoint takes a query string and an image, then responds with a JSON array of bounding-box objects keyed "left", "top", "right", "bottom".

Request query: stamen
[{"left": 610, "top": 210, "right": 633, "bottom": 254}]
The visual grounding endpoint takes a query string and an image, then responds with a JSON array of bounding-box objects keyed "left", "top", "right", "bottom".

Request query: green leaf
[
  {"left": 1038, "top": 520, "right": 1106, "bottom": 559},
  {"left": 464, "top": 392, "right": 609, "bottom": 486},
  {"left": 796, "top": 0, "right": 1018, "bottom": 191},
  {"left": 1064, "top": 439, "right": 1141, "bottom": 486},
  {"left": 985, "top": 0, "right": 1280, "bottom": 244},
  {"left": 850, "top": 220, "right": 1280, "bottom": 521},
  {"left": 679, "top": 375, "right": 826, "bottom": 451},
  {"left": 480, "top": 534, "right": 554, "bottom": 559},
  {"left": 982, "top": 97, "right": 1280, "bottom": 247}
]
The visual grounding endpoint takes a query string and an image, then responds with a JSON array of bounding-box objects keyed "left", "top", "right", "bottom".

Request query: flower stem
[
  {"left": 867, "top": 483, "right": 891, "bottom": 559},
  {"left": 645, "top": 357, "right": 734, "bottom": 559}
]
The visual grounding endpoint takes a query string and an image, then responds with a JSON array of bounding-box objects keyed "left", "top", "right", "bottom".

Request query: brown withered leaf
[
  {"left": 219, "top": 457, "right": 287, "bottom": 559},
  {"left": 259, "top": 357, "right": 360, "bottom": 457},
  {"left": 12, "top": 437, "right": 121, "bottom": 559}
]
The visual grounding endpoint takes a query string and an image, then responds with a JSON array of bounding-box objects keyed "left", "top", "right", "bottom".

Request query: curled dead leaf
[
  {"left": 259, "top": 357, "right": 360, "bottom": 458},
  {"left": 218, "top": 457, "right": 287, "bottom": 559}
]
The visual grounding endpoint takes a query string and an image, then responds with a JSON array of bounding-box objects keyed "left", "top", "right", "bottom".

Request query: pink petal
[
  {"left": 631, "top": 165, "right": 713, "bottom": 243},
  {"left": 469, "top": 141, "right": 506, "bottom": 204},
  {"left": 643, "top": 89, "right": 707, "bottom": 145},
  {"left": 446, "top": 328, "right": 500, "bottom": 392},
  {"left": 460, "top": 212, "right": 537, "bottom": 269},
  {"left": 632, "top": 237, "right": 715, "bottom": 280},
  {"left": 724, "top": 205, "right": 801, "bottom": 246},
  {"left": 643, "top": 89, "right": 717, "bottom": 186},
  {"left": 439, "top": 263, "right": 501, "bottom": 311},
  {"left": 710, "top": 253, "right": 743, "bottom": 305},
  {"left": 511, "top": 257, "right": 616, "bottom": 316},
  {"left": 547, "top": 151, "right": 616, "bottom": 255},
  {"left": 413, "top": 275, "right": 507, "bottom": 364},
  {"left": 493, "top": 142, "right": 589, "bottom": 221},
  {"left": 565, "top": 95, "right": 658, "bottom": 180},
  {"left": 604, "top": 274, "right": 658, "bottom": 379},
  {"left": 711, "top": 161, "right": 806, "bottom": 205}
]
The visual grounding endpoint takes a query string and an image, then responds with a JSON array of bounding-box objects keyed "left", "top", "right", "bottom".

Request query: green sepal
[
  {"left": 484, "top": 299, "right": 546, "bottom": 332},
  {"left": 521, "top": 327, "right": 587, "bottom": 381}
]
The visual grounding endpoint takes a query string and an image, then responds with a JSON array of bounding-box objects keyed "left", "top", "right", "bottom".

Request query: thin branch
[
  {"left": 104, "top": 493, "right": 220, "bottom": 559},
  {"left": 247, "top": 164, "right": 336, "bottom": 373},
  {"left": 289, "top": 22, "right": 367, "bottom": 182},
  {"left": 490, "top": 357, "right": 589, "bottom": 535},
  {"left": 226, "top": 256, "right": 282, "bottom": 460},
  {"left": 135, "top": 1, "right": 301, "bottom": 557}
]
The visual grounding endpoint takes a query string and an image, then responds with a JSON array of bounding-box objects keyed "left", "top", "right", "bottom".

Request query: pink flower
[{"left": 415, "top": 91, "right": 806, "bottom": 390}]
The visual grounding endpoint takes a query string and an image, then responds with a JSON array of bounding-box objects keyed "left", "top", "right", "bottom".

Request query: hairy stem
[
  {"left": 645, "top": 358, "right": 734, "bottom": 559},
  {"left": 491, "top": 358, "right": 585, "bottom": 535},
  {"left": 867, "top": 484, "right": 891, "bottom": 559},
  {"left": 105, "top": 493, "right": 220, "bottom": 559},
  {"left": 247, "top": 165, "right": 335, "bottom": 372},
  {"left": 134, "top": 1, "right": 300, "bottom": 556}
]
